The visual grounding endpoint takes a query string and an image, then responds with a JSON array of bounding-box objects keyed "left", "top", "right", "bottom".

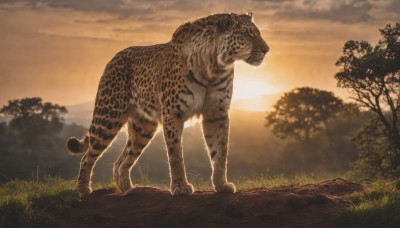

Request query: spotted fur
[{"left": 67, "top": 13, "right": 269, "bottom": 196}]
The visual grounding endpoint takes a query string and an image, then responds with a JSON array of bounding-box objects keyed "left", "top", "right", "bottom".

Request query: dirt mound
[{"left": 57, "top": 178, "right": 363, "bottom": 228}]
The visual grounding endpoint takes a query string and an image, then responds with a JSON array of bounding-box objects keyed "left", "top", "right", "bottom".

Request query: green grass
[
  {"left": 340, "top": 180, "right": 400, "bottom": 228},
  {"left": 234, "top": 173, "right": 322, "bottom": 189},
  {"left": 0, "top": 177, "right": 79, "bottom": 228},
  {"left": 0, "top": 177, "right": 118, "bottom": 228}
]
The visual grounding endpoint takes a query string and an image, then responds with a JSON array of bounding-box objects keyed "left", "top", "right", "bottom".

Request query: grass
[
  {"left": 0, "top": 177, "right": 116, "bottom": 228},
  {"left": 0, "top": 177, "right": 79, "bottom": 228},
  {"left": 340, "top": 180, "right": 400, "bottom": 228},
  {"left": 234, "top": 173, "right": 323, "bottom": 189}
]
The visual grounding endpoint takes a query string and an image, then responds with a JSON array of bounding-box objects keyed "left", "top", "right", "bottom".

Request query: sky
[{"left": 0, "top": 0, "right": 399, "bottom": 112}]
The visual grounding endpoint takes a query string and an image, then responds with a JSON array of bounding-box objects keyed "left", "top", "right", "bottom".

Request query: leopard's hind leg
[
  {"left": 113, "top": 117, "right": 158, "bottom": 194},
  {"left": 77, "top": 61, "right": 133, "bottom": 195},
  {"left": 77, "top": 111, "right": 127, "bottom": 195}
]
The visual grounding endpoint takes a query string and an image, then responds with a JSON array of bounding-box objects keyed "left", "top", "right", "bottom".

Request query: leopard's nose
[{"left": 262, "top": 44, "right": 270, "bottom": 54}]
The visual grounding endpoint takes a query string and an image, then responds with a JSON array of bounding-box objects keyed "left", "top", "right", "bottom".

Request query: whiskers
[
  {"left": 259, "top": 23, "right": 270, "bottom": 32},
  {"left": 235, "top": 50, "right": 252, "bottom": 59}
]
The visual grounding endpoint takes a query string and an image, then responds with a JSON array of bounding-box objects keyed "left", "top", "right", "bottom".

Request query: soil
[{"left": 57, "top": 178, "right": 363, "bottom": 228}]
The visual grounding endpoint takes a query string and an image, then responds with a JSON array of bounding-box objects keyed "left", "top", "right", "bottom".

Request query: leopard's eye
[{"left": 247, "top": 29, "right": 254, "bottom": 37}]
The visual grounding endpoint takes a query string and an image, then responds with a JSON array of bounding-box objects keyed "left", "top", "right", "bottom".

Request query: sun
[{"left": 232, "top": 77, "right": 280, "bottom": 100}]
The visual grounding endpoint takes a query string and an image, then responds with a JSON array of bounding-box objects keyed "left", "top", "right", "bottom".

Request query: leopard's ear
[
  {"left": 241, "top": 11, "right": 254, "bottom": 22},
  {"left": 216, "top": 15, "right": 237, "bottom": 33},
  {"left": 246, "top": 11, "right": 253, "bottom": 19}
]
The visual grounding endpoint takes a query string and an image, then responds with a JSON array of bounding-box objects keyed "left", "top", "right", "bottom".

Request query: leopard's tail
[{"left": 67, "top": 135, "right": 89, "bottom": 155}]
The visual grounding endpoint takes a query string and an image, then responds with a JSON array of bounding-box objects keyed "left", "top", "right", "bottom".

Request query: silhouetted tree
[
  {"left": 335, "top": 23, "right": 400, "bottom": 156},
  {"left": 0, "top": 98, "right": 86, "bottom": 182},
  {"left": 0, "top": 97, "right": 67, "bottom": 145},
  {"left": 350, "top": 119, "right": 400, "bottom": 178},
  {"left": 265, "top": 87, "right": 344, "bottom": 141}
]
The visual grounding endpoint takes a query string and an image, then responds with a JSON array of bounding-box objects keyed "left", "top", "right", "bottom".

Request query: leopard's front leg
[
  {"left": 202, "top": 75, "right": 236, "bottom": 193},
  {"left": 202, "top": 114, "right": 236, "bottom": 193},
  {"left": 162, "top": 114, "right": 194, "bottom": 196}
]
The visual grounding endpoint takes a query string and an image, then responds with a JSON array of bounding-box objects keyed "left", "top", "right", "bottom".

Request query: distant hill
[{"left": 65, "top": 100, "right": 94, "bottom": 127}]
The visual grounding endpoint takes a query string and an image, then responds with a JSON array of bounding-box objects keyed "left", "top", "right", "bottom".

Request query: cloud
[
  {"left": 0, "top": 0, "right": 156, "bottom": 18},
  {"left": 0, "top": 0, "right": 393, "bottom": 25},
  {"left": 0, "top": 0, "right": 214, "bottom": 20},
  {"left": 386, "top": 0, "right": 400, "bottom": 13},
  {"left": 273, "top": 0, "right": 373, "bottom": 23}
]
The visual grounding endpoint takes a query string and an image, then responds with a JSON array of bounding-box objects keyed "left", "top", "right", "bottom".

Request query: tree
[
  {"left": 265, "top": 87, "right": 344, "bottom": 141},
  {"left": 1, "top": 97, "right": 67, "bottom": 121},
  {"left": 349, "top": 117, "right": 400, "bottom": 178},
  {"left": 335, "top": 23, "right": 400, "bottom": 155},
  {"left": 0, "top": 97, "right": 85, "bottom": 182},
  {"left": 0, "top": 97, "right": 68, "bottom": 144}
]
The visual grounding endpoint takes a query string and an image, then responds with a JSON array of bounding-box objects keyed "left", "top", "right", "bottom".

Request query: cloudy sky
[{"left": 0, "top": 0, "right": 399, "bottom": 111}]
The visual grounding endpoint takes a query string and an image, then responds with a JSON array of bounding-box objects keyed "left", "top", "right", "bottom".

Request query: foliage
[
  {"left": 0, "top": 98, "right": 85, "bottom": 183},
  {"left": 0, "top": 97, "right": 68, "bottom": 145},
  {"left": 265, "top": 87, "right": 347, "bottom": 141},
  {"left": 335, "top": 23, "right": 400, "bottom": 155},
  {"left": 350, "top": 119, "right": 400, "bottom": 179},
  {"left": 0, "top": 122, "right": 85, "bottom": 183},
  {"left": 340, "top": 180, "right": 400, "bottom": 228}
]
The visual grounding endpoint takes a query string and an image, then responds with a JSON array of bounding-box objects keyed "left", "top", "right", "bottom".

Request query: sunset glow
[
  {"left": 232, "top": 77, "right": 280, "bottom": 100},
  {"left": 0, "top": 0, "right": 398, "bottom": 111}
]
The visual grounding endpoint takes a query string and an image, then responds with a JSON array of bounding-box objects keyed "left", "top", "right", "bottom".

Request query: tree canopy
[
  {"left": 335, "top": 23, "right": 400, "bottom": 153},
  {"left": 0, "top": 97, "right": 68, "bottom": 144},
  {"left": 265, "top": 87, "right": 344, "bottom": 141},
  {"left": 0, "top": 97, "right": 86, "bottom": 182},
  {"left": 1, "top": 97, "right": 67, "bottom": 120}
]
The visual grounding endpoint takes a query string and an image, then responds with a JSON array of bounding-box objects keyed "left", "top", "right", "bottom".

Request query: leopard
[{"left": 67, "top": 12, "right": 269, "bottom": 196}]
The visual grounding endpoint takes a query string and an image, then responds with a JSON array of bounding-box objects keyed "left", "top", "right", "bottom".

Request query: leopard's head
[{"left": 216, "top": 13, "right": 269, "bottom": 66}]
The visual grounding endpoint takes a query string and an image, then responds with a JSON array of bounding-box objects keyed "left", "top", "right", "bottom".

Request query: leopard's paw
[
  {"left": 77, "top": 186, "right": 93, "bottom": 196},
  {"left": 214, "top": 182, "right": 236, "bottom": 194},
  {"left": 171, "top": 183, "right": 194, "bottom": 196}
]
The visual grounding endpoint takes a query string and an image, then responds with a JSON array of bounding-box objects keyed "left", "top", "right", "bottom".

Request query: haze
[{"left": 0, "top": 0, "right": 399, "bottom": 111}]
